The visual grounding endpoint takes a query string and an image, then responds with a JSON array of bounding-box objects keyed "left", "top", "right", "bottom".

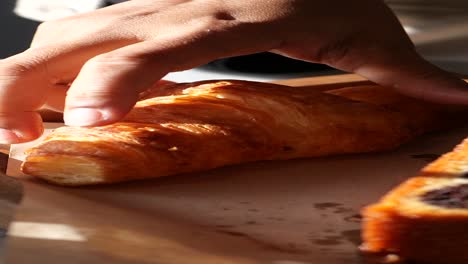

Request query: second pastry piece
[{"left": 361, "top": 137, "right": 468, "bottom": 264}]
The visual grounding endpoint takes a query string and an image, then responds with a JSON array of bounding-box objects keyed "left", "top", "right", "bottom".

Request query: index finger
[
  {"left": 0, "top": 31, "right": 136, "bottom": 143},
  {"left": 0, "top": 52, "right": 53, "bottom": 143}
]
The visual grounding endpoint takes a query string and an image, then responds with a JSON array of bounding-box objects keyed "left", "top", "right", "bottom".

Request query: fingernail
[
  {"left": 64, "top": 108, "right": 109, "bottom": 127},
  {"left": 0, "top": 128, "right": 21, "bottom": 144}
]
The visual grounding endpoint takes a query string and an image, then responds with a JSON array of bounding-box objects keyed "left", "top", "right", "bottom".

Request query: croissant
[{"left": 21, "top": 80, "right": 464, "bottom": 186}]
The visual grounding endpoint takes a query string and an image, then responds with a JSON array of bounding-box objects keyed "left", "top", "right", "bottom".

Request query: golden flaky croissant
[{"left": 21, "top": 80, "right": 464, "bottom": 186}]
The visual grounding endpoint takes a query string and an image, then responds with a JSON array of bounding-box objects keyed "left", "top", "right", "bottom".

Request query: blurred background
[
  {"left": 387, "top": 0, "right": 468, "bottom": 74},
  {"left": 0, "top": 0, "right": 38, "bottom": 58},
  {"left": 1, "top": 0, "right": 468, "bottom": 82}
]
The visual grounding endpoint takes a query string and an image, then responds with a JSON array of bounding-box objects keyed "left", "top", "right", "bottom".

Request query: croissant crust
[{"left": 21, "top": 80, "right": 464, "bottom": 185}]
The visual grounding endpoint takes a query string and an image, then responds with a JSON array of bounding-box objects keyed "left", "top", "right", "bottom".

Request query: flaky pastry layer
[{"left": 21, "top": 80, "right": 463, "bottom": 185}]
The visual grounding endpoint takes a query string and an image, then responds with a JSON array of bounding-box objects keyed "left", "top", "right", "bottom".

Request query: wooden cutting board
[{"left": 3, "top": 74, "right": 468, "bottom": 264}]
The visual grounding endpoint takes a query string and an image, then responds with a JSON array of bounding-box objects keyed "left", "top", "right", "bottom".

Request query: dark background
[{"left": 0, "top": 0, "right": 39, "bottom": 58}]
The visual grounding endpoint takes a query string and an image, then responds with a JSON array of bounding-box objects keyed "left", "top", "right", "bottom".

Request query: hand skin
[{"left": 0, "top": 0, "right": 467, "bottom": 143}]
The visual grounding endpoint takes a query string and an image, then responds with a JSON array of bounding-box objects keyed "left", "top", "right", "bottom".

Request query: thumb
[
  {"left": 354, "top": 51, "right": 468, "bottom": 105},
  {"left": 63, "top": 21, "right": 269, "bottom": 127},
  {"left": 64, "top": 44, "right": 166, "bottom": 127}
]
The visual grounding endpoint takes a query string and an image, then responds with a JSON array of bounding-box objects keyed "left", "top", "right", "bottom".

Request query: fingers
[
  {"left": 63, "top": 43, "right": 163, "bottom": 127},
  {"left": 64, "top": 20, "right": 276, "bottom": 126},
  {"left": 0, "top": 52, "right": 52, "bottom": 143},
  {"left": 353, "top": 51, "right": 468, "bottom": 105},
  {"left": 0, "top": 55, "right": 50, "bottom": 112},
  {"left": 272, "top": 0, "right": 468, "bottom": 105},
  {"left": 0, "top": 37, "right": 139, "bottom": 142},
  {"left": 0, "top": 112, "right": 43, "bottom": 144},
  {"left": 63, "top": 40, "right": 197, "bottom": 126}
]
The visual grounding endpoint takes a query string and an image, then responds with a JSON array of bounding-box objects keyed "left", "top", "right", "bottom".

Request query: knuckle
[
  {"left": 0, "top": 62, "right": 29, "bottom": 76},
  {"left": 314, "top": 39, "right": 352, "bottom": 65},
  {"left": 0, "top": 60, "right": 38, "bottom": 79},
  {"left": 307, "top": 35, "right": 365, "bottom": 72},
  {"left": 191, "top": 9, "right": 238, "bottom": 33},
  {"left": 197, "top": 16, "right": 229, "bottom": 32}
]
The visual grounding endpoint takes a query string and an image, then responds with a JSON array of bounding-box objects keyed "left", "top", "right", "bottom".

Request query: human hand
[{"left": 1, "top": 0, "right": 467, "bottom": 143}]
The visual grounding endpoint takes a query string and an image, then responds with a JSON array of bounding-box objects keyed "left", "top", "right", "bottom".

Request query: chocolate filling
[{"left": 422, "top": 184, "right": 468, "bottom": 209}]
